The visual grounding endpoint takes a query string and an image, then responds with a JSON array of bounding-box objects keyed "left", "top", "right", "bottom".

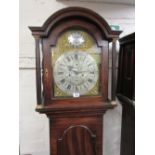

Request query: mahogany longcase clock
[{"left": 29, "top": 7, "right": 121, "bottom": 155}]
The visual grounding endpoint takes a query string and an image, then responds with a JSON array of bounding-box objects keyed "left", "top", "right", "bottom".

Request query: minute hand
[
  {"left": 73, "top": 71, "right": 90, "bottom": 75},
  {"left": 71, "top": 70, "right": 86, "bottom": 75},
  {"left": 77, "top": 70, "right": 96, "bottom": 73}
]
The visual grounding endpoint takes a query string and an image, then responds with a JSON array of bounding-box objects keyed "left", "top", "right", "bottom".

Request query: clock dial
[
  {"left": 54, "top": 51, "right": 98, "bottom": 96},
  {"left": 51, "top": 29, "right": 101, "bottom": 97}
]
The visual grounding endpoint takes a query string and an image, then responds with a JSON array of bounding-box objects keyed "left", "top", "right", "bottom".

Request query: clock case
[{"left": 29, "top": 7, "right": 121, "bottom": 155}]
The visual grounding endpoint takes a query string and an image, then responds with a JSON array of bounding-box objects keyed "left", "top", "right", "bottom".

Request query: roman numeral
[
  {"left": 67, "top": 84, "right": 71, "bottom": 90},
  {"left": 66, "top": 57, "right": 71, "bottom": 62},
  {"left": 74, "top": 54, "right": 78, "bottom": 60},
  {"left": 88, "top": 63, "right": 92, "bottom": 66},
  {"left": 90, "top": 72, "right": 94, "bottom": 74},
  {"left": 60, "top": 79, "right": 65, "bottom": 83},
  {"left": 58, "top": 72, "right": 63, "bottom": 75},
  {"left": 83, "top": 84, "right": 88, "bottom": 89},
  {"left": 88, "top": 79, "right": 93, "bottom": 83},
  {"left": 75, "top": 86, "right": 78, "bottom": 92}
]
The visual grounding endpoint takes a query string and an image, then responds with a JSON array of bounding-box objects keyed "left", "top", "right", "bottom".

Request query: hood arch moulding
[{"left": 29, "top": 7, "right": 122, "bottom": 41}]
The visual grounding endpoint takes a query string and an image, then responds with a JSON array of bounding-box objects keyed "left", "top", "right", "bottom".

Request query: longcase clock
[{"left": 29, "top": 7, "right": 122, "bottom": 155}]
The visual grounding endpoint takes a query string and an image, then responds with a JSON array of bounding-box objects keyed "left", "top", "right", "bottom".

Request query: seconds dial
[{"left": 53, "top": 51, "right": 99, "bottom": 96}]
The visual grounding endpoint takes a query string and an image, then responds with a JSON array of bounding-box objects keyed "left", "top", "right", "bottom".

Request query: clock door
[
  {"left": 50, "top": 116, "right": 103, "bottom": 155},
  {"left": 57, "top": 126, "right": 96, "bottom": 155}
]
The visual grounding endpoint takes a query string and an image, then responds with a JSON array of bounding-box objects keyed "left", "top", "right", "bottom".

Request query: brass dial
[
  {"left": 51, "top": 30, "right": 101, "bottom": 97},
  {"left": 54, "top": 51, "right": 98, "bottom": 96}
]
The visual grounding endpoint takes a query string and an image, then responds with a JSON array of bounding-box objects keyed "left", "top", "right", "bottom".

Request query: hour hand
[
  {"left": 68, "top": 65, "right": 74, "bottom": 71},
  {"left": 68, "top": 66, "right": 78, "bottom": 72},
  {"left": 72, "top": 70, "right": 79, "bottom": 75}
]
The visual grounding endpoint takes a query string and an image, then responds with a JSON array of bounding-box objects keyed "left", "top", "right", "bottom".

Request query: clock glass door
[{"left": 51, "top": 29, "right": 102, "bottom": 98}]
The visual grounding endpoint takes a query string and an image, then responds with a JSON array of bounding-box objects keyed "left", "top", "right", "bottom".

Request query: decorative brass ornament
[{"left": 68, "top": 31, "right": 85, "bottom": 47}]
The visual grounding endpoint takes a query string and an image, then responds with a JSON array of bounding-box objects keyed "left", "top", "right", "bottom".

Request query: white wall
[{"left": 19, "top": 0, "right": 135, "bottom": 155}]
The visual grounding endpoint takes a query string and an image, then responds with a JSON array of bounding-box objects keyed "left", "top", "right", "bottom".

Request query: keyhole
[{"left": 45, "top": 68, "right": 48, "bottom": 77}]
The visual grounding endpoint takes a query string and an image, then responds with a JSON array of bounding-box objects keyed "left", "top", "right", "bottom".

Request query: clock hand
[
  {"left": 67, "top": 66, "right": 79, "bottom": 73},
  {"left": 68, "top": 66, "right": 79, "bottom": 72},
  {"left": 73, "top": 70, "right": 88, "bottom": 74},
  {"left": 72, "top": 70, "right": 79, "bottom": 75},
  {"left": 68, "top": 66, "right": 74, "bottom": 71}
]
